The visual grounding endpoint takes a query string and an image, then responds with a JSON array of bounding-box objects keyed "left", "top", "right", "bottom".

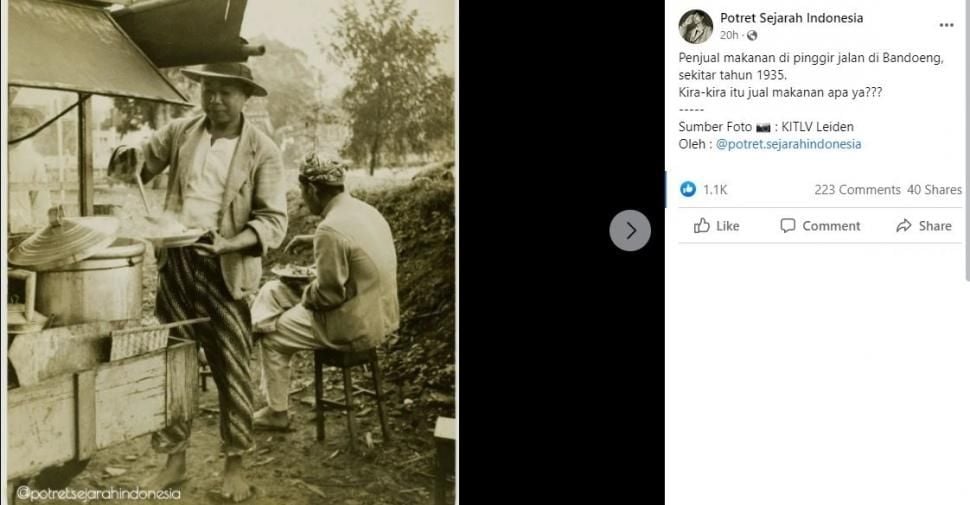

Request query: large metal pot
[{"left": 34, "top": 237, "right": 145, "bottom": 326}]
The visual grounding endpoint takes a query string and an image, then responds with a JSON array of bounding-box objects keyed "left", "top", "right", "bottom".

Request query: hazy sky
[{"left": 242, "top": 0, "right": 455, "bottom": 96}]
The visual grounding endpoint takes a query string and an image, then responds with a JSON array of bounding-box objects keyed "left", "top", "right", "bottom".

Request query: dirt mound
[{"left": 411, "top": 160, "right": 454, "bottom": 183}]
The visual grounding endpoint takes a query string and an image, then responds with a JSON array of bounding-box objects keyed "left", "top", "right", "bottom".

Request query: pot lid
[{"left": 8, "top": 207, "right": 120, "bottom": 271}]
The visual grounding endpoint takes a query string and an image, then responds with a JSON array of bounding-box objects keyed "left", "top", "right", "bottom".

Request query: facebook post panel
[{"left": 666, "top": 1, "right": 970, "bottom": 504}]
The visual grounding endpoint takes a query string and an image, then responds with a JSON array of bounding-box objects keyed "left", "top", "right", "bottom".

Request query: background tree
[
  {"left": 330, "top": 0, "right": 454, "bottom": 174},
  {"left": 247, "top": 36, "right": 320, "bottom": 135},
  {"left": 110, "top": 68, "right": 198, "bottom": 135}
]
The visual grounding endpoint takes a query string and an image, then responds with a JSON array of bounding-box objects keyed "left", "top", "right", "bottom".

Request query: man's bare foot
[
  {"left": 253, "top": 406, "right": 290, "bottom": 430},
  {"left": 141, "top": 452, "right": 186, "bottom": 489},
  {"left": 222, "top": 456, "right": 253, "bottom": 502}
]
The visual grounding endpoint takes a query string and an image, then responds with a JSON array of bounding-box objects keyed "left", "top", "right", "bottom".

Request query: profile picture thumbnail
[{"left": 680, "top": 9, "right": 713, "bottom": 44}]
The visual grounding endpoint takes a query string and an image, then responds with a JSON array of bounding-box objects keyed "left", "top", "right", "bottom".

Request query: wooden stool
[
  {"left": 199, "top": 363, "right": 212, "bottom": 391},
  {"left": 313, "top": 348, "right": 391, "bottom": 452},
  {"left": 198, "top": 345, "right": 211, "bottom": 391},
  {"left": 434, "top": 416, "right": 456, "bottom": 505}
]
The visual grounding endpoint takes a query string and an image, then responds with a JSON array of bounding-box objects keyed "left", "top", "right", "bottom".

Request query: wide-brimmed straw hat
[{"left": 181, "top": 62, "right": 268, "bottom": 97}]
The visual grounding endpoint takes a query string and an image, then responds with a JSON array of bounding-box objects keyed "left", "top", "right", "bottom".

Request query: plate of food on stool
[{"left": 271, "top": 264, "right": 316, "bottom": 288}]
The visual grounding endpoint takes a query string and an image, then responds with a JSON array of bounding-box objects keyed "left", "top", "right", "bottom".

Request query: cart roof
[
  {"left": 9, "top": 0, "right": 189, "bottom": 105},
  {"left": 112, "top": 0, "right": 258, "bottom": 69}
]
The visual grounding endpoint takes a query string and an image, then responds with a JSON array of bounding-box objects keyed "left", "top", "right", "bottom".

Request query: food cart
[{"left": 6, "top": 0, "right": 263, "bottom": 497}]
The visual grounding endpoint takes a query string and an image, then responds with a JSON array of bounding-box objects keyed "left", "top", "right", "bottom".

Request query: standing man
[
  {"left": 110, "top": 63, "right": 287, "bottom": 502},
  {"left": 249, "top": 153, "right": 399, "bottom": 429}
]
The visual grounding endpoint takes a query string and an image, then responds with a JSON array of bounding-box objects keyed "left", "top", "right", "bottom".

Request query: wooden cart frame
[{"left": 7, "top": 337, "right": 198, "bottom": 481}]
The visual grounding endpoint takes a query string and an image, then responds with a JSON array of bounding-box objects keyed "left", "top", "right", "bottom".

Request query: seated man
[{"left": 252, "top": 153, "right": 400, "bottom": 429}]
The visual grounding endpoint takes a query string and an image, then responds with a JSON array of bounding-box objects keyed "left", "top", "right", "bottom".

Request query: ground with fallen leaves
[{"left": 29, "top": 359, "right": 451, "bottom": 504}]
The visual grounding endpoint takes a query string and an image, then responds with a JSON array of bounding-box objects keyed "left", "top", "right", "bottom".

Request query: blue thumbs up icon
[{"left": 680, "top": 180, "right": 697, "bottom": 198}]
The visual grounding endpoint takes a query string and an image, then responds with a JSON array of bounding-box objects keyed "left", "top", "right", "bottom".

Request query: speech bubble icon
[{"left": 780, "top": 218, "right": 796, "bottom": 233}]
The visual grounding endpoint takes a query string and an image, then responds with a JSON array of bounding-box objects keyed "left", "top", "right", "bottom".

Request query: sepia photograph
[{"left": 4, "top": 0, "right": 456, "bottom": 503}]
